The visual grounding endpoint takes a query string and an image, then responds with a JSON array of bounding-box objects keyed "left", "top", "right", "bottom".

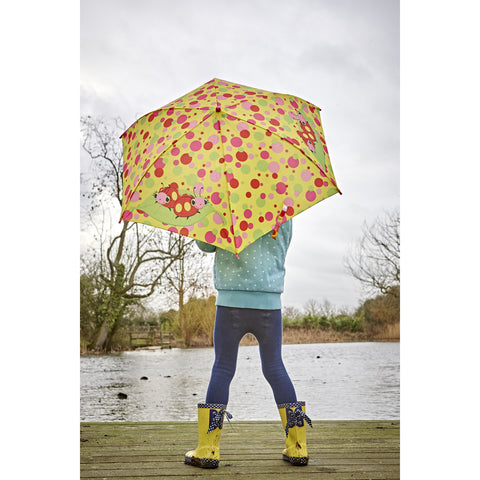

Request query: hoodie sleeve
[{"left": 195, "top": 240, "right": 217, "bottom": 253}]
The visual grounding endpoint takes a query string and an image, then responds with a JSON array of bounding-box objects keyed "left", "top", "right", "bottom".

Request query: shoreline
[
  {"left": 81, "top": 325, "right": 399, "bottom": 354},
  {"left": 192, "top": 325, "right": 399, "bottom": 348}
]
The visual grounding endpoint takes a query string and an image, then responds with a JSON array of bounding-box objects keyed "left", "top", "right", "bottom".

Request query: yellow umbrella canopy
[{"left": 120, "top": 78, "right": 341, "bottom": 255}]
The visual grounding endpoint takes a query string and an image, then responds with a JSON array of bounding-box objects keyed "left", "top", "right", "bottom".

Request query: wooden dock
[{"left": 80, "top": 420, "right": 399, "bottom": 479}]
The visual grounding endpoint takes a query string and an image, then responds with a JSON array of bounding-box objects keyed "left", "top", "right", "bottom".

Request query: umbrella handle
[{"left": 272, "top": 205, "right": 288, "bottom": 239}]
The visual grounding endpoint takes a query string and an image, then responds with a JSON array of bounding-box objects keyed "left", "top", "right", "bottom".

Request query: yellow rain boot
[
  {"left": 185, "top": 403, "right": 232, "bottom": 468},
  {"left": 278, "top": 401, "right": 313, "bottom": 466}
]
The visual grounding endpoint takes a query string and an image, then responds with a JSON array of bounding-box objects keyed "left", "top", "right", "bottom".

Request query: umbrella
[{"left": 120, "top": 78, "right": 341, "bottom": 255}]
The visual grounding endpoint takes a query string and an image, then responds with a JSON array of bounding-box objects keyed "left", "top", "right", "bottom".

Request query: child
[{"left": 185, "top": 221, "right": 312, "bottom": 468}]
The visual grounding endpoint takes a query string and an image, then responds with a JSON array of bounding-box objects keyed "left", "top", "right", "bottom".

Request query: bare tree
[
  {"left": 303, "top": 299, "right": 321, "bottom": 318},
  {"left": 80, "top": 116, "right": 184, "bottom": 351},
  {"left": 345, "top": 209, "right": 400, "bottom": 298},
  {"left": 304, "top": 298, "right": 338, "bottom": 318},
  {"left": 164, "top": 236, "right": 215, "bottom": 346}
]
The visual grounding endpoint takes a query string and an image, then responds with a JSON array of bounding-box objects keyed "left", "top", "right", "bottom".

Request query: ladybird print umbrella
[{"left": 120, "top": 78, "right": 341, "bottom": 255}]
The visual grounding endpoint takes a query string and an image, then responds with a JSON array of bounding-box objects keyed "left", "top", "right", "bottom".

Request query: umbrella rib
[
  {"left": 209, "top": 79, "right": 239, "bottom": 254},
  {"left": 214, "top": 110, "right": 239, "bottom": 256}
]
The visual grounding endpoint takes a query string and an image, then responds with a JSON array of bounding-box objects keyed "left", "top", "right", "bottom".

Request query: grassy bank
[
  {"left": 281, "top": 323, "right": 400, "bottom": 344},
  {"left": 179, "top": 322, "right": 400, "bottom": 349}
]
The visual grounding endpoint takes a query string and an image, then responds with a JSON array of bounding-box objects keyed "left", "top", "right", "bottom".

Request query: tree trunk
[
  {"left": 178, "top": 287, "right": 187, "bottom": 346},
  {"left": 94, "top": 264, "right": 126, "bottom": 351},
  {"left": 94, "top": 307, "right": 123, "bottom": 351},
  {"left": 94, "top": 322, "right": 111, "bottom": 351}
]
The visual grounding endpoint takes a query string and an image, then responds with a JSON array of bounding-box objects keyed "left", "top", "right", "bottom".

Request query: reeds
[{"left": 237, "top": 322, "right": 399, "bottom": 347}]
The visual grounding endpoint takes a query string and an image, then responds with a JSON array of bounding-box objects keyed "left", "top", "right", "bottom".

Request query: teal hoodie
[{"left": 196, "top": 221, "right": 292, "bottom": 310}]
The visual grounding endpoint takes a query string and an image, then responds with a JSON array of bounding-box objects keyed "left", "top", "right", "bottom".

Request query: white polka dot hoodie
[{"left": 196, "top": 221, "right": 292, "bottom": 310}]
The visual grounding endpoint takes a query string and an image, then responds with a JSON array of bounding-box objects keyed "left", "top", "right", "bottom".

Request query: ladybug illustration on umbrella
[{"left": 155, "top": 182, "right": 207, "bottom": 219}]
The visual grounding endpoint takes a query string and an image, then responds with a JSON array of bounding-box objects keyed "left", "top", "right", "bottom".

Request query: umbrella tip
[
  {"left": 216, "top": 106, "right": 221, "bottom": 112},
  {"left": 235, "top": 254, "right": 239, "bottom": 259}
]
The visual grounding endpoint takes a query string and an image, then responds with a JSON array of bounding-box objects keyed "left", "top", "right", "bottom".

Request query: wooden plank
[
  {"left": 81, "top": 475, "right": 398, "bottom": 480},
  {"left": 81, "top": 421, "right": 399, "bottom": 480}
]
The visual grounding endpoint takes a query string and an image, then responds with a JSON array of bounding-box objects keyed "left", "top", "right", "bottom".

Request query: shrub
[
  {"left": 331, "top": 315, "right": 350, "bottom": 331},
  {"left": 283, "top": 305, "right": 365, "bottom": 334},
  {"left": 171, "top": 295, "right": 216, "bottom": 347},
  {"left": 282, "top": 306, "right": 303, "bottom": 327},
  {"left": 349, "top": 313, "right": 364, "bottom": 332},
  {"left": 361, "top": 288, "right": 400, "bottom": 336}
]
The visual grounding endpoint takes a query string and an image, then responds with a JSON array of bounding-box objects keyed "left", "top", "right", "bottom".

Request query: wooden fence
[{"left": 128, "top": 327, "right": 173, "bottom": 349}]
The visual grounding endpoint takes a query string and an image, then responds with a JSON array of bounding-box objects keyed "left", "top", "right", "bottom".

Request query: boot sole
[
  {"left": 282, "top": 453, "right": 309, "bottom": 466},
  {"left": 185, "top": 455, "right": 219, "bottom": 469}
]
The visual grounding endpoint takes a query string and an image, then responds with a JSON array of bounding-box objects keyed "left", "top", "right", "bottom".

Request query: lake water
[{"left": 81, "top": 342, "right": 399, "bottom": 421}]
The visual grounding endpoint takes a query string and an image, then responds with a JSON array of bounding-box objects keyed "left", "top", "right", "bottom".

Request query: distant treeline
[{"left": 80, "top": 286, "right": 399, "bottom": 352}]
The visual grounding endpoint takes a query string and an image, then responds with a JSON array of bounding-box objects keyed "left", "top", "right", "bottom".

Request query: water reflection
[{"left": 80, "top": 342, "right": 399, "bottom": 421}]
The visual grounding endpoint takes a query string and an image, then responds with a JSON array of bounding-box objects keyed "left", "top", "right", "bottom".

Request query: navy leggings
[{"left": 205, "top": 306, "right": 297, "bottom": 405}]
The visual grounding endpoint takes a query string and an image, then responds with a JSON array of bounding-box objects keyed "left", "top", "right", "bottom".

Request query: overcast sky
[{"left": 80, "top": 0, "right": 400, "bottom": 311}]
